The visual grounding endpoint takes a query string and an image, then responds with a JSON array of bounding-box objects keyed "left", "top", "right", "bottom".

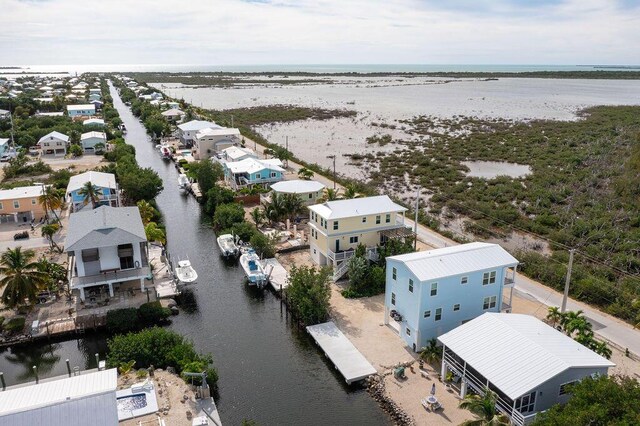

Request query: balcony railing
[{"left": 70, "top": 266, "right": 150, "bottom": 288}]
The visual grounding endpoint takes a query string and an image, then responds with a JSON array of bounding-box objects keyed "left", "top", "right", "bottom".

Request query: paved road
[{"left": 247, "top": 134, "right": 640, "bottom": 357}]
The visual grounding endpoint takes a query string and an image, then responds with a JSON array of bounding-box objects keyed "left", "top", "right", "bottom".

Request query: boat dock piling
[{"left": 306, "top": 321, "right": 377, "bottom": 384}]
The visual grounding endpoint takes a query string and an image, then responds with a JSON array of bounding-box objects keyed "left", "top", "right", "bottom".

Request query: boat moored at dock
[
  {"left": 217, "top": 234, "right": 240, "bottom": 258},
  {"left": 175, "top": 259, "right": 198, "bottom": 284},
  {"left": 240, "top": 249, "right": 268, "bottom": 288},
  {"left": 178, "top": 173, "right": 190, "bottom": 192}
]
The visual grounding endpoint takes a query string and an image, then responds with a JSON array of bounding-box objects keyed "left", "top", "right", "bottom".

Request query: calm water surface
[{"left": 0, "top": 82, "right": 389, "bottom": 426}]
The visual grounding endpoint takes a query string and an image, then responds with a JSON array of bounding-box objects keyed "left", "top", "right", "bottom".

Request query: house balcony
[
  {"left": 70, "top": 266, "right": 150, "bottom": 289},
  {"left": 504, "top": 266, "right": 517, "bottom": 287}
]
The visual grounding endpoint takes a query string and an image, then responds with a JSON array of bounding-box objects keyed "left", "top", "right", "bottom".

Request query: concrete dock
[
  {"left": 306, "top": 321, "right": 377, "bottom": 384},
  {"left": 262, "top": 258, "right": 289, "bottom": 291}
]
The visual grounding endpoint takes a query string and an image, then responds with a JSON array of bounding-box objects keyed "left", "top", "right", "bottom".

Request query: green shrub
[
  {"left": 138, "top": 301, "right": 171, "bottom": 325},
  {"left": 5, "top": 317, "right": 26, "bottom": 334},
  {"left": 212, "top": 203, "right": 245, "bottom": 230},
  {"left": 106, "top": 308, "right": 138, "bottom": 333}
]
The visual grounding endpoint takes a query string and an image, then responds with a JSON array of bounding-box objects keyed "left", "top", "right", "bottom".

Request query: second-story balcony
[
  {"left": 504, "top": 266, "right": 516, "bottom": 287},
  {"left": 70, "top": 266, "right": 150, "bottom": 288}
]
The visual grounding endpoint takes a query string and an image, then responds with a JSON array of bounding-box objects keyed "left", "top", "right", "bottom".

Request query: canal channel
[{"left": 0, "top": 82, "right": 389, "bottom": 426}]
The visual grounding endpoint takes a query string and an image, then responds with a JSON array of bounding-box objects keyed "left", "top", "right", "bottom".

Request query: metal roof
[
  {"left": 38, "top": 131, "right": 69, "bottom": 143},
  {"left": 271, "top": 179, "right": 325, "bottom": 194},
  {"left": 0, "top": 369, "right": 118, "bottom": 426},
  {"left": 66, "top": 104, "right": 95, "bottom": 111},
  {"left": 65, "top": 205, "right": 146, "bottom": 253},
  {"left": 80, "top": 131, "right": 106, "bottom": 141},
  {"left": 438, "top": 313, "right": 615, "bottom": 399},
  {"left": 387, "top": 242, "right": 518, "bottom": 282},
  {"left": 177, "top": 120, "right": 220, "bottom": 132},
  {"left": 308, "top": 195, "right": 407, "bottom": 220},
  {"left": 226, "top": 157, "right": 284, "bottom": 174},
  {"left": 196, "top": 127, "right": 240, "bottom": 138},
  {"left": 82, "top": 118, "right": 105, "bottom": 126},
  {"left": 0, "top": 185, "right": 43, "bottom": 202},
  {"left": 161, "top": 108, "right": 184, "bottom": 117},
  {"left": 221, "top": 146, "right": 255, "bottom": 161},
  {"left": 66, "top": 171, "right": 116, "bottom": 195}
]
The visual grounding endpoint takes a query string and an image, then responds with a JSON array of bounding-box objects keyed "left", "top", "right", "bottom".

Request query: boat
[
  {"left": 240, "top": 250, "right": 268, "bottom": 287},
  {"left": 175, "top": 260, "right": 198, "bottom": 284},
  {"left": 160, "top": 145, "right": 172, "bottom": 160},
  {"left": 178, "top": 174, "right": 190, "bottom": 192},
  {"left": 217, "top": 234, "right": 239, "bottom": 258}
]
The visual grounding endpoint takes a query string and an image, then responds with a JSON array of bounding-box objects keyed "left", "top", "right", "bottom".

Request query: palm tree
[
  {"left": 78, "top": 181, "right": 101, "bottom": 209},
  {"left": 282, "top": 193, "right": 304, "bottom": 222},
  {"left": 419, "top": 338, "right": 442, "bottom": 364},
  {"left": 41, "top": 223, "right": 63, "bottom": 253},
  {"left": 343, "top": 184, "right": 359, "bottom": 199},
  {"left": 459, "top": 389, "right": 511, "bottom": 426},
  {"left": 590, "top": 340, "right": 612, "bottom": 359},
  {"left": 298, "top": 167, "right": 314, "bottom": 180},
  {"left": 38, "top": 186, "right": 65, "bottom": 224},
  {"left": 0, "top": 247, "right": 48, "bottom": 308},
  {"left": 561, "top": 310, "right": 592, "bottom": 336},
  {"left": 264, "top": 193, "right": 285, "bottom": 225},
  {"left": 137, "top": 200, "right": 156, "bottom": 225},
  {"left": 144, "top": 222, "right": 166, "bottom": 245},
  {"left": 320, "top": 188, "right": 339, "bottom": 202},
  {"left": 250, "top": 207, "right": 264, "bottom": 227},
  {"left": 546, "top": 306, "right": 564, "bottom": 328}
]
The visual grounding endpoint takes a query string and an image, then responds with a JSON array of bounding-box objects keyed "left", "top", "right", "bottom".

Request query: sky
[{"left": 1, "top": 0, "right": 639, "bottom": 66}]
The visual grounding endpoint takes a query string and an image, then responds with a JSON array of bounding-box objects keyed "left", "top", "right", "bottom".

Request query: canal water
[{"left": 0, "top": 83, "right": 389, "bottom": 426}]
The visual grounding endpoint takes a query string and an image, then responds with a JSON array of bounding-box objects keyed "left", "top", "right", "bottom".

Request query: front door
[{"left": 335, "top": 239, "right": 340, "bottom": 252}]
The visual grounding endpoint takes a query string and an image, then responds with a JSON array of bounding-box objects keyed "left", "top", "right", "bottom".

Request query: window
[
  {"left": 408, "top": 279, "right": 414, "bottom": 293},
  {"left": 460, "top": 276, "right": 468, "bottom": 285},
  {"left": 515, "top": 391, "right": 536, "bottom": 414},
  {"left": 118, "top": 244, "right": 134, "bottom": 269},
  {"left": 559, "top": 381, "right": 577, "bottom": 396},
  {"left": 320, "top": 218, "right": 324, "bottom": 227},
  {"left": 13, "top": 200, "right": 19, "bottom": 209},
  {"left": 453, "top": 304, "right": 460, "bottom": 311},
  {"left": 333, "top": 221, "right": 339, "bottom": 230},
  {"left": 483, "top": 271, "right": 497, "bottom": 285},
  {"left": 0, "top": 202, "right": 3, "bottom": 210},
  {"left": 308, "top": 193, "right": 313, "bottom": 199},
  {"left": 391, "top": 292, "right": 396, "bottom": 305},
  {"left": 435, "top": 308, "right": 442, "bottom": 321},
  {"left": 362, "top": 216, "right": 367, "bottom": 223},
  {"left": 392, "top": 267, "right": 397, "bottom": 280},
  {"left": 424, "top": 310, "right": 431, "bottom": 318},
  {"left": 483, "top": 295, "right": 497, "bottom": 310},
  {"left": 81, "top": 248, "right": 99, "bottom": 262},
  {"left": 349, "top": 236, "right": 359, "bottom": 244},
  {"left": 430, "top": 282, "right": 438, "bottom": 296},
  {"left": 406, "top": 328, "right": 411, "bottom": 336},
  {"left": 31, "top": 199, "right": 37, "bottom": 205},
  {"left": 376, "top": 215, "right": 381, "bottom": 224},
  {"left": 385, "top": 213, "right": 391, "bottom": 223}
]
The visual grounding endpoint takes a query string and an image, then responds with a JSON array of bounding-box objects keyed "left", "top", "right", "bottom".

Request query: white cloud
[{"left": 0, "top": 0, "right": 638, "bottom": 65}]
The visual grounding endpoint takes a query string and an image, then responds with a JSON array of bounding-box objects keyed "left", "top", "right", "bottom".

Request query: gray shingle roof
[{"left": 65, "top": 206, "right": 146, "bottom": 253}]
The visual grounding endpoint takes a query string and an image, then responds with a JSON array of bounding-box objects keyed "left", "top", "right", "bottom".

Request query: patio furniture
[{"left": 394, "top": 367, "right": 406, "bottom": 379}]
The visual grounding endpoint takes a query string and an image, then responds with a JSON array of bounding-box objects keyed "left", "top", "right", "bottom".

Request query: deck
[
  {"left": 262, "top": 258, "right": 289, "bottom": 291},
  {"left": 306, "top": 321, "right": 377, "bottom": 384}
]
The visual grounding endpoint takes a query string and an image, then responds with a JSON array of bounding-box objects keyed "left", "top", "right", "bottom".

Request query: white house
[
  {"left": 270, "top": 179, "right": 325, "bottom": 205},
  {"left": 83, "top": 118, "right": 105, "bottom": 127},
  {"left": 160, "top": 108, "right": 185, "bottom": 122},
  {"left": 193, "top": 127, "right": 241, "bottom": 159},
  {"left": 0, "top": 109, "right": 10, "bottom": 119},
  {"left": 224, "top": 157, "right": 285, "bottom": 190},
  {"left": 80, "top": 131, "right": 107, "bottom": 153},
  {"left": 0, "top": 368, "right": 118, "bottom": 426},
  {"left": 66, "top": 171, "right": 119, "bottom": 212},
  {"left": 384, "top": 242, "right": 518, "bottom": 351},
  {"left": 38, "top": 131, "right": 69, "bottom": 156},
  {"left": 177, "top": 120, "right": 220, "bottom": 146},
  {"left": 66, "top": 104, "right": 96, "bottom": 118},
  {"left": 64, "top": 206, "right": 150, "bottom": 302},
  {"left": 438, "top": 313, "right": 615, "bottom": 426},
  {"left": 220, "top": 145, "right": 257, "bottom": 162}
]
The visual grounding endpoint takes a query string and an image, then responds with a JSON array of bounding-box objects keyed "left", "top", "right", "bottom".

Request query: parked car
[
  {"left": 13, "top": 231, "right": 29, "bottom": 240},
  {"left": 0, "top": 155, "right": 11, "bottom": 162},
  {"left": 35, "top": 291, "right": 55, "bottom": 304}
]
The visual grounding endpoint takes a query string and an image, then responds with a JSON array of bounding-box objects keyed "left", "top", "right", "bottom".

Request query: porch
[{"left": 70, "top": 264, "right": 151, "bottom": 302}]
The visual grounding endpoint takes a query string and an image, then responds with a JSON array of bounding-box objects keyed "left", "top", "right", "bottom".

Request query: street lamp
[{"left": 326, "top": 155, "right": 336, "bottom": 190}]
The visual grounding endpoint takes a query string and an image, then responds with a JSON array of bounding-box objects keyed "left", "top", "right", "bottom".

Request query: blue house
[
  {"left": 0, "top": 138, "right": 9, "bottom": 157},
  {"left": 224, "top": 158, "right": 284, "bottom": 190},
  {"left": 384, "top": 242, "right": 518, "bottom": 352},
  {"left": 80, "top": 131, "right": 106, "bottom": 153},
  {"left": 65, "top": 171, "right": 119, "bottom": 212},
  {"left": 67, "top": 104, "right": 96, "bottom": 118}
]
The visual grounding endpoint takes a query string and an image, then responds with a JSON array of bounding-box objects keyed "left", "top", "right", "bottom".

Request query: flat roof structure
[
  {"left": 309, "top": 195, "right": 407, "bottom": 220},
  {"left": 271, "top": 179, "right": 325, "bottom": 194},
  {"left": 307, "top": 321, "right": 377, "bottom": 384},
  {"left": 66, "top": 104, "right": 96, "bottom": 111},
  {"left": 0, "top": 368, "right": 118, "bottom": 426},
  {"left": 438, "top": 313, "right": 615, "bottom": 399},
  {"left": 178, "top": 120, "right": 220, "bottom": 132},
  {"left": 387, "top": 242, "right": 518, "bottom": 282}
]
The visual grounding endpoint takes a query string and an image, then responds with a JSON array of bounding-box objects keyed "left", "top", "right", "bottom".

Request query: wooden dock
[{"left": 306, "top": 321, "right": 377, "bottom": 384}]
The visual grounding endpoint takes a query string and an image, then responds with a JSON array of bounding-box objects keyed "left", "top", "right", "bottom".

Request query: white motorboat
[
  {"left": 240, "top": 250, "right": 268, "bottom": 287},
  {"left": 160, "top": 145, "right": 172, "bottom": 160},
  {"left": 217, "top": 234, "right": 239, "bottom": 258},
  {"left": 178, "top": 174, "right": 190, "bottom": 192},
  {"left": 175, "top": 260, "right": 198, "bottom": 284}
]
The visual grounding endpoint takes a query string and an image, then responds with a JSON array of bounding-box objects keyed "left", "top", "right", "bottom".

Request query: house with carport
[
  {"left": 0, "top": 185, "right": 46, "bottom": 223},
  {"left": 80, "top": 131, "right": 107, "bottom": 153},
  {"left": 438, "top": 313, "right": 615, "bottom": 426},
  {"left": 38, "top": 131, "right": 69, "bottom": 157},
  {"left": 65, "top": 205, "right": 150, "bottom": 302}
]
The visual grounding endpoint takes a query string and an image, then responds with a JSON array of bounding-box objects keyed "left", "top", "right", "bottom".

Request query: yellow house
[
  {"left": 308, "top": 195, "right": 409, "bottom": 277},
  {"left": 0, "top": 186, "right": 46, "bottom": 224}
]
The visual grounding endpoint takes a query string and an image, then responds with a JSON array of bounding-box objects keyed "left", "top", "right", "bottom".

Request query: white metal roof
[
  {"left": 177, "top": 120, "right": 220, "bottom": 132},
  {"left": 196, "top": 127, "right": 240, "bottom": 138},
  {"left": 308, "top": 195, "right": 406, "bottom": 220},
  {"left": 0, "top": 186, "right": 43, "bottom": 201},
  {"left": 438, "top": 313, "right": 615, "bottom": 399},
  {"left": 66, "top": 171, "right": 116, "bottom": 194},
  {"left": 161, "top": 108, "right": 184, "bottom": 117},
  {"left": 222, "top": 146, "right": 256, "bottom": 161},
  {"left": 387, "top": 242, "right": 518, "bottom": 282},
  {"left": 271, "top": 179, "right": 325, "bottom": 194},
  {"left": 0, "top": 369, "right": 117, "bottom": 420},
  {"left": 226, "top": 157, "right": 284, "bottom": 174},
  {"left": 80, "top": 131, "right": 106, "bottom": 141},
  {"left": 0, "top": 138, "right": 8, "bottom": 146},
  {"left": 38, "top": 131, "right": 70, "bottom": 144},
  {"left": 66, "top": 104, "right": 95, "bottom": 111},
  {"left": 83, "top": 118, "right": 105, "bottom": 126}
]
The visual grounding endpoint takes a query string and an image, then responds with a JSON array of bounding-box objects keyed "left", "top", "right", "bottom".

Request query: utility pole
[
  {"left": 231, "top": 115, "right": 234, "bottom": 128},
  {"left": 414, "top": 187, "right": 420, "bottom": 250},
  {"left": 326, "top": 155, "right": 336, "bottom": 190},
  {"left": 285, "top": 136, "right": 289, "bottom": 168},
  {"left": 561, "top": 249, "right": 575, "bottom": 313}
]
